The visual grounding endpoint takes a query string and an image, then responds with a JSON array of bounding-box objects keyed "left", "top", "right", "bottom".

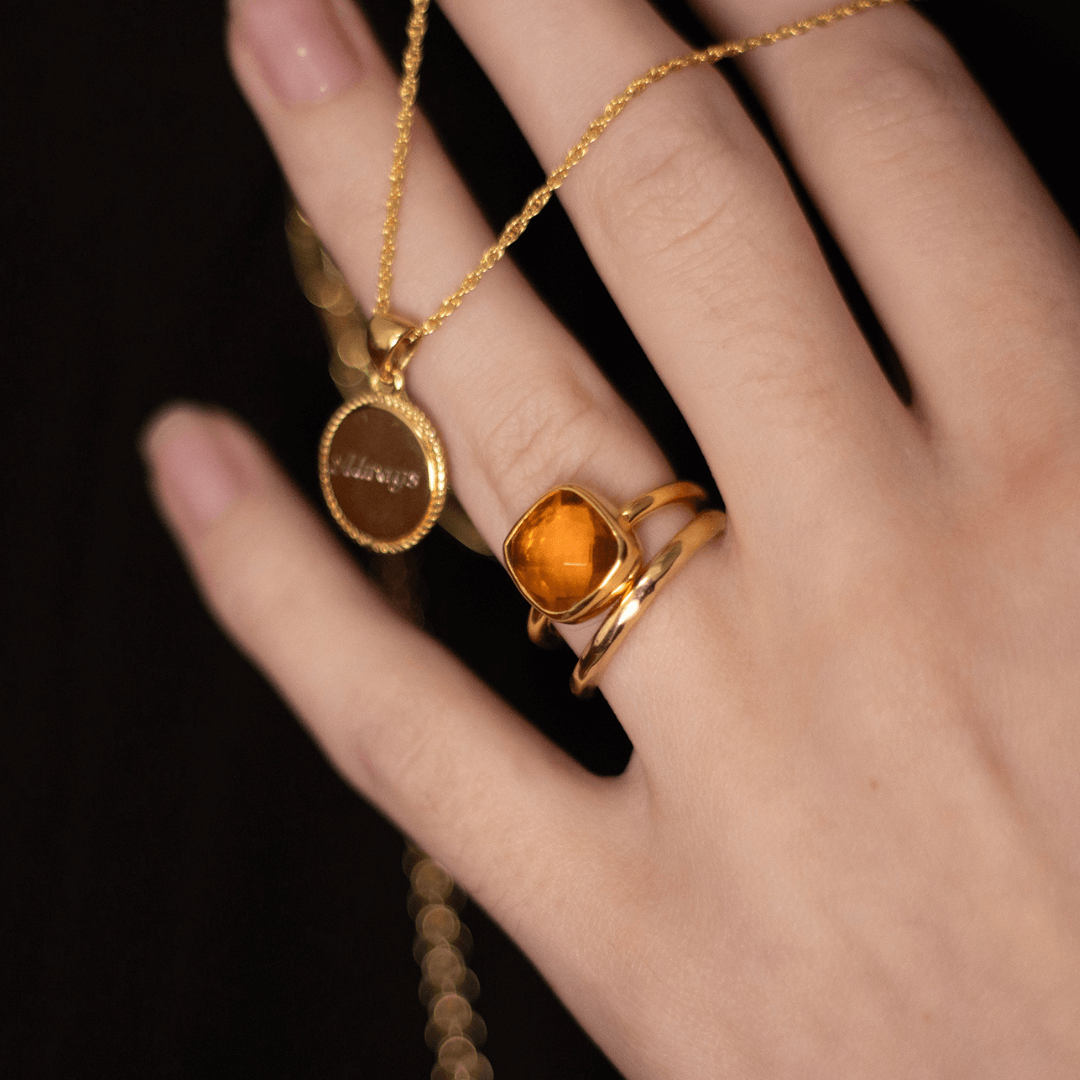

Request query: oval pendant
[{"left": 319, "top": 391, "right": 447, "bottom": 553}]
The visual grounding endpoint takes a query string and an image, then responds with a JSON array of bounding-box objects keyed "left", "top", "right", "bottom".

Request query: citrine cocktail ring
[{"left": 503, "top": 482, "right": 726, "bottom": 697}]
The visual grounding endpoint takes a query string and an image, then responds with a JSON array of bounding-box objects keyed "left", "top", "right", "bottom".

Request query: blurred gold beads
[{"left": 406, "top": 845, "right": 493, "bottom": 1080}]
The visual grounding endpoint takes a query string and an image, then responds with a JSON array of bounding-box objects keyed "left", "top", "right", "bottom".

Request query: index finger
[{"left": 141, "top": 405, "right": 628, "bottom": 951}]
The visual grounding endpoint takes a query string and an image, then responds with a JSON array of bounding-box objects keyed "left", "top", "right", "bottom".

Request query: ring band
[
  {"left": 571, "top": 507, "right": 725, "bottom": 697},
  {"left": 503, "top": 482, "right": 724, "bottom": 696}
]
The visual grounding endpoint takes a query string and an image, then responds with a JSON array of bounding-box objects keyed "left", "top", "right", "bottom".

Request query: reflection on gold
[
  {"left": 432, "top": 992, "right": 472, "bottom": 1032},
  {"left": 286, "top": 204, "right": 376, "bottom": 398},
  {"left": 421, "top": 943, "right": 465, "bottom": 988},
  {"left": 413, "top": 860, "right": 455, "bottom": 903},
  {"left": 327, "top": 354, "right": 369, "bottom": 398},
  {"left": 419, "top": 903, "right": 461, "bottom": 947},
  {"left": 406, "top": 843, "right": 493, "bottom": 1080},
  {"left": 438, "top": 1035, "right": 477, "bottom": 1071},
  {"left": 335, "top": 325, "right": 370, "bottom": 370}
]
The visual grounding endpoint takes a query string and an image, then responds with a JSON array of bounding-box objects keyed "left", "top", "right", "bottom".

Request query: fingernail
[
  {"left": 142, "top": 405, "right": 248, "bottom": 533},
  {"left": 234, "top": 0, "right": 362, "bottom": 106}
]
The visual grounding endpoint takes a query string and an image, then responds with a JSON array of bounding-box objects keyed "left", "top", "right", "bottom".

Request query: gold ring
[
  {"left": 570, "top": 507, "right": 725, "bottom": 696},
  {"left": 503, "top": 482, "right": 724, "bottom": 696}
]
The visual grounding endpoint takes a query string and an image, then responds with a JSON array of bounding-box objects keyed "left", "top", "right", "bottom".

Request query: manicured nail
[
  {"left": 142, "top": 406, "right": 248, "bottom": 533},
  {"left": 234, "top": 0, "right": 362, "bottom": 106}
]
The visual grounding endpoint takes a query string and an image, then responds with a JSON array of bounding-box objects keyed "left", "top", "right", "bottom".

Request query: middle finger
[{"left": 437, "top": 0, "right": 919, "bottom": 538}]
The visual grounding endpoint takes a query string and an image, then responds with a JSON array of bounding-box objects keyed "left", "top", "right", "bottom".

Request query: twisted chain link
[
  {"left": 374, "top": 0, "right": 431, "bottom": 318},
  {"left": 374, "top": 0, "right": 908, "bottom": 345}
]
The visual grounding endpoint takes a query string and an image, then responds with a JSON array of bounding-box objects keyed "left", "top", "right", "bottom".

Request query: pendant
[
  {"left": 318, "top": 314, "right": 448, "bottom": 553},
  {"left": 319, "top": 389, "right": 447, "bottom": 553}
]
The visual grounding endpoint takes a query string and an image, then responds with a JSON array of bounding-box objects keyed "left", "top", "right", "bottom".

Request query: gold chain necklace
[{"left": 315, "top": 0, "right": 907, "bottom": 555}]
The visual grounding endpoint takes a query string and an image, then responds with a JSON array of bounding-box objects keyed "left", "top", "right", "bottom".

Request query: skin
[{"left": 142, "top": 0, "right": 1080, "bottom": 1075}]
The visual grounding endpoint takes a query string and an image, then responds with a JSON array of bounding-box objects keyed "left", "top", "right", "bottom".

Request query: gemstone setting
[{"left": 503, "top": 486, "right": 640, "bottom": 622}]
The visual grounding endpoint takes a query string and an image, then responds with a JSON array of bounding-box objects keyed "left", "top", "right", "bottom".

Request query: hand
[{"left": 142, "top": 0, "right": 1080, "bottom": 1075}]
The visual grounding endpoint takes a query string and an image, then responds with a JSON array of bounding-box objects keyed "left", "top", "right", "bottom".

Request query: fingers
[
  {"left": 140, "top": 404, "right": 619, "bottom": 933},
  {"left": 227, "top": 0, "right": 672, "bottom": 559},
  {"left": 694, "top": 0, "right": 1080, "bottom": 471},
  {"left": 226, "top": 0, "right": 741, "bottom": 715},
  {"left": 433, "top": 0, "right": 917, "bottom": 536}
]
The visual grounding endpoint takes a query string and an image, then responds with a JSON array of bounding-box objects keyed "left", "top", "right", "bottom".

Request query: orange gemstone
[{"left": 505, "top": 488, "right": 620, "bottom": 614}]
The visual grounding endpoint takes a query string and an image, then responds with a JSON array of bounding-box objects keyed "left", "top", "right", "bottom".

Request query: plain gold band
[
  {"left": 526, "top": 481, "right": 710, "bottom": 646},
  {"left": 619, "top": 480, "right": 709, "bottom": 527},
  {"left": 570, "top": 508, "right": 726, "bottom": 698}
]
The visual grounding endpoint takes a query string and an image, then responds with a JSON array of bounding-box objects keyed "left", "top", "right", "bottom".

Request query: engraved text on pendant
[{"left": 319, "top": 393, "right": 447, "bottom": 553}]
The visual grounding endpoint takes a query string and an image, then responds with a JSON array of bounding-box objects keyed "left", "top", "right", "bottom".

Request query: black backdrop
[{"left": 3, "top": 1, "right": 1078, "bottom": 1076}]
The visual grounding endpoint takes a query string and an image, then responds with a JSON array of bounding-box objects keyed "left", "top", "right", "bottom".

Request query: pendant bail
[{"left": 368, "top": 313, "right": 419, "bottom": 389}]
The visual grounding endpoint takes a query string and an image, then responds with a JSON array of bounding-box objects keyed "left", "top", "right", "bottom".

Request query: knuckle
[
  {"left": 812, "top": 35, "right": 978, "bottom": 175},
  {"left": 479, "top": 368, "right": 609, "bottom": 516},
  {"left": 584, "top": 96, "right": 760, "bottom": 270},
  {"left": 352, "top": 690, "right": 454, "bottom": 802},
  {"left": 978, "top": 418, "right": 1080, "bottom": 510}
]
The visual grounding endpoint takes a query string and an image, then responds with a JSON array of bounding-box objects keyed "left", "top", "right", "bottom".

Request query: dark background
[{"left": 3, "top": 1, "right": 1078, "bottom": 1076}]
